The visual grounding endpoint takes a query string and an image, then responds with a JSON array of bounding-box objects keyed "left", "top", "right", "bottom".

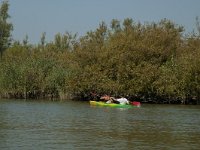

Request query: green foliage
[
  {"left": 0, "top": 0, "right": 13, "bottom": 58},
  {"left": 0, "top": 12, "right": 200, "bottom": 104}
]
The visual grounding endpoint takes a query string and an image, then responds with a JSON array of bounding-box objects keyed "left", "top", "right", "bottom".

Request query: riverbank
[{"left": 0, "top": 94, "right": 199, "bottom": 105}]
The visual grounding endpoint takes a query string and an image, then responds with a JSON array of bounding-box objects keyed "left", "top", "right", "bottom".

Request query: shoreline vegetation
[{"left": 0, "top": 1, "right": 200, "bottom": 104}]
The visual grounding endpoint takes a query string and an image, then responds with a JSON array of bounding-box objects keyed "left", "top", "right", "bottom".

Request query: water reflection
[{"left": 0, "top": 100, "right": 200, "bottom": 149}]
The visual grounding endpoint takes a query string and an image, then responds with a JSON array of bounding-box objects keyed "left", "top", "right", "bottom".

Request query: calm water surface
[{"left": 0, "top": 100, "right": 200, "bottom": 150}]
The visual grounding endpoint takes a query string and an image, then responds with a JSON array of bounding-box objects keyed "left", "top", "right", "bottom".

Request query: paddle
[{"left": 131, "top": 101, "right": 141, "bottom": 107}]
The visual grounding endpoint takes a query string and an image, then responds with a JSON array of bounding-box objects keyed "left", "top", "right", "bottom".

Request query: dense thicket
[{"left": 0, "top": 2, "right": 200, "bottom": 104}]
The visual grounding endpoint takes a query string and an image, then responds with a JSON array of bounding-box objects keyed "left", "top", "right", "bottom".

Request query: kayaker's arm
[{"left": 110, "top": 97, "right": 120, "bottom": 104}]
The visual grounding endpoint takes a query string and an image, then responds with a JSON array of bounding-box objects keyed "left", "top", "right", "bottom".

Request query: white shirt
[{"left": 116, "top": 98, "right": 129, "bottom": 105}]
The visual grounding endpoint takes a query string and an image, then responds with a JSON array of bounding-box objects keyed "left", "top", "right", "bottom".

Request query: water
[{"left": 0, "top": 100, "right": 200, "bottom": 150}]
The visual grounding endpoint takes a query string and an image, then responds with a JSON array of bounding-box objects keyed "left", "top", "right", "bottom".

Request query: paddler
[{"left": 100, "top": 95, "right": 129, "bottom": 105}]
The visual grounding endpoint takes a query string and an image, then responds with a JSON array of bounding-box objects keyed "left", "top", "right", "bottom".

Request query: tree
[
  {"left": 196, "top": 16, "right": 200, "bottom": 36},
  {"left": 40, "top": 32, "right": 46, "bottom": 47},
  {"left": 0, "top": 1, "right": 13, "bottom": 58},
  {"left": 111, "top": 19, "right": 121, "bottom": 32}
]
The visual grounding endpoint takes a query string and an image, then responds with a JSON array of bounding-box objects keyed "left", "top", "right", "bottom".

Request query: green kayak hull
[{"left": 89, "top": 101, "right": 137, "bottom": 108}]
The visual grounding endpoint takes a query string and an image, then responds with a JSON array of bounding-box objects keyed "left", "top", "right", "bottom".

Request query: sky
[{"left": 3, "top": 0, "right": 200, "bottom": 44}]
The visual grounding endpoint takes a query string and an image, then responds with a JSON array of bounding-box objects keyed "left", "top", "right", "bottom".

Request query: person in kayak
[{"left": 100, "top": 95, "right": 129, "bottom": 105}]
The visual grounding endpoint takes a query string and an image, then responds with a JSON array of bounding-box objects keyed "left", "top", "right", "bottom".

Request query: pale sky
[{"left": 5, "top": 0, "right": 200, "bottom": 44}]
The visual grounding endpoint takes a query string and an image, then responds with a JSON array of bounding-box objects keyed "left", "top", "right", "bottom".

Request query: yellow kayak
[{"left": 89, "top": 101, "right": 139, "bottom": 108}]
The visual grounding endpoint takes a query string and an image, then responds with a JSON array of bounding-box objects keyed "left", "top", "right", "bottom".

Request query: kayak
[{"left": 89, "top": 101, "right": 140, "bottom": 108}]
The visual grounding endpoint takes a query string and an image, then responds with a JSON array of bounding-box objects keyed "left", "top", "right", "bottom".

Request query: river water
[{"left": 0, "top": 100, "right": 200, "bottom": 150}]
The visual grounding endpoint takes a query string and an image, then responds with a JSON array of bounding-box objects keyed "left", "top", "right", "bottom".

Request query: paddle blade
[{"left": 131, "top": 101, "right": 141, "bottom": 107}]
